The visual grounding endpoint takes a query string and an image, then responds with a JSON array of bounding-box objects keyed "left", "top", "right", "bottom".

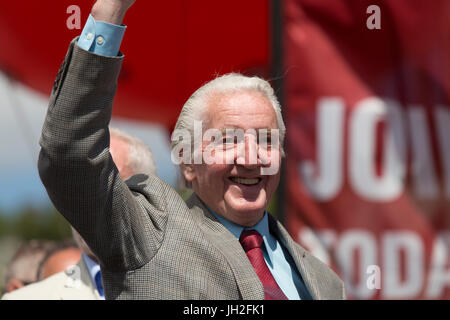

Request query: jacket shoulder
[
  {"left": 268, "top": 215, "right": 345, "bottom": 300},
  {"left": 299, "top": 245, "right": 346, "bottom": 299}
]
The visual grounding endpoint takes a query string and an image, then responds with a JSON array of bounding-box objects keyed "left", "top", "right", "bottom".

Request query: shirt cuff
[{"left": 77, "top": 14, "right": 126, "bottom": 57}]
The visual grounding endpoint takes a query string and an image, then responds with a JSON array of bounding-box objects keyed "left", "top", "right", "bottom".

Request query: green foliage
[
  {"left": 267, "top": 193, "right": 278, "bottom": 218},
  {"left": 177, "top": 189, "right": 193, "bottom": 201},
  {"left": 0, "top": 207, "right": 72, "bottom": 241}
]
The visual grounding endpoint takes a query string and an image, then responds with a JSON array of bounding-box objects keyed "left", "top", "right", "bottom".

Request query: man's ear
[{"left": 181, "top": 164, "right": 196, "bottom": 182}]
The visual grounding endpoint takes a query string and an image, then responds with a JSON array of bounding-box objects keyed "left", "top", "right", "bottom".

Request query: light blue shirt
[
  {"left": 82, "top": 253, "right": 105, "bottom": 300},
  {"left": 208, "top": 208, "right": 312, "bottom": 300},
  {"left": 78, "top": 14, "right": 126, "bottom": 56}
]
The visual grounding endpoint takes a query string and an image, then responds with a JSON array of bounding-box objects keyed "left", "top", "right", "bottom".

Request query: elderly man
[
  {"left": 38, "top": 0, "right": 344, "bottom": 299},
  {"left": 3, "top": 128, "right": 156, "bottom": 300}
]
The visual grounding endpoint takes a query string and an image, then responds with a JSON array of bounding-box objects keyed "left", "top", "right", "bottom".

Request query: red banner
[
  {"left": 284, "top": 0, "right": 450, "bottom": 299},
  {"left": 0, "top": 1, "right": 269, "bottom": 130}
]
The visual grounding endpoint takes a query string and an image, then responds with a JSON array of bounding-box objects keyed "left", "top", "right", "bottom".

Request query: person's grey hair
[
  {"left": 110, "top": 127, "right": 157, "bottom": 176},
  {"left": 5, "top": 240, "right": 57, "bottom": 285},
  {"left": 170, "top": 73, "right": 286, "bottom": 189}
]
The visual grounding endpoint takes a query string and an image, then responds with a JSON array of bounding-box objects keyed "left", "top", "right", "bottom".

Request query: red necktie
[{"left": 239, "top": 229, "right": 288, "bottom": 300}]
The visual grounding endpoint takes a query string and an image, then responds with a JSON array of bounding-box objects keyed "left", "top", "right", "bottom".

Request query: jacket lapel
[
  {"left": 268, "top": 216, "right": 322, "bottom": 300},
  {"left": 186, "top": 194, "right": 264, "bottom": 300}
]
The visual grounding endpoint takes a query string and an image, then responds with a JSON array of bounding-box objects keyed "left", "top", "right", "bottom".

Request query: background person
[
  {"left": 36, "top": 240, "right": 81, "bottom": 281},
  {"left": 3, "top": 240, "right": 57, "bottom": 293},
  {"left": 2, "top": 128, "right": 157, "bottom": 300}
]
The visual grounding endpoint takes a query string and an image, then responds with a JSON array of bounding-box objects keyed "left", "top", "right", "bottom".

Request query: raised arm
[{"left": 38, "top": 0, "right": 169, "bottom": 273}]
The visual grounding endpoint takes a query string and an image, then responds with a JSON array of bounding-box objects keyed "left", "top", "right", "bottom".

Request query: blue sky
[{"left": 0, "top": 71, "right": 178, "bottom": 214}]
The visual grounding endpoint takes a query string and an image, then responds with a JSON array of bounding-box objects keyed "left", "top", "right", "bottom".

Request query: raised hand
[{"left": 91, "top": 0, "right": 136, "bottom": 25}]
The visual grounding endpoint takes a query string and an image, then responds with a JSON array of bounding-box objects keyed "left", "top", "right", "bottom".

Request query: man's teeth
[{"left": 230, "top": 177, "right": 260, "bottom": 185}]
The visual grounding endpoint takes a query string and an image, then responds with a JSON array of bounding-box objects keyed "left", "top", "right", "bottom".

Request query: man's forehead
[
  {"left": 219, "top": 127, "right": 274, "bottom": 134},
  {"left": 204, "top": 91, "right": 278, "bottom": 130},
  {"left": 208, "top": 90, "right": 271, "bottom": 109}
]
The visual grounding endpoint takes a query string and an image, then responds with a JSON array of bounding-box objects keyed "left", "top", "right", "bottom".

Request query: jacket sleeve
[{"left": 38, "top": 38, "right": 168, "bottom": 272}]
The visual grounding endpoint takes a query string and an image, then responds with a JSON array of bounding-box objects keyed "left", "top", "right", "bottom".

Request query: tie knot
[{"left": 239, "top": 229, "right": 263, "bottom": 252}]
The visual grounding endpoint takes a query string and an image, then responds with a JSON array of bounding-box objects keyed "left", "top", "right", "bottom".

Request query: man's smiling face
[{"left": 184, "top": 90, "right": 281, "bottom": 227}]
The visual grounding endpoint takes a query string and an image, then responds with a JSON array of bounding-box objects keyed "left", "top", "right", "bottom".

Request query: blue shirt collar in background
[{"left": 82, "top": 253, "right": 104, "bottom": 299}]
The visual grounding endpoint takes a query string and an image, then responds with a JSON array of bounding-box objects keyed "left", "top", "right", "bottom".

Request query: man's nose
[{"left": 236, "top": 134, "right": 260, "bottom": 167}]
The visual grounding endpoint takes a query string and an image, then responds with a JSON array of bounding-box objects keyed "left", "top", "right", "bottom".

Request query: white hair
[
  {"left": 171, "top": 73, "right": 286, "bottom": 189},
  {"left": 110, "top": 127, "right": 157, "bottom": 176}
]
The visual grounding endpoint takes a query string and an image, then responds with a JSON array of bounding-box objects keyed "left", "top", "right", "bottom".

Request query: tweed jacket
[
  {"left": 1, "top": 259, "right": 101, "bottom": 300},
  {"left": 37, "top": 38, "right": 345, "bottom": 300}
]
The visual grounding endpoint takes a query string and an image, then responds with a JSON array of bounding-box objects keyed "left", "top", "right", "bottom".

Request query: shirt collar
[
  {"left": 205, "top": 204, "right": 270, "bottom": 240},
  {"left": 205, "top": 204, "right": 278, "bottom": 268},
  {"left": 82, "top": 253, "right": 101, "bottom": 290}
]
